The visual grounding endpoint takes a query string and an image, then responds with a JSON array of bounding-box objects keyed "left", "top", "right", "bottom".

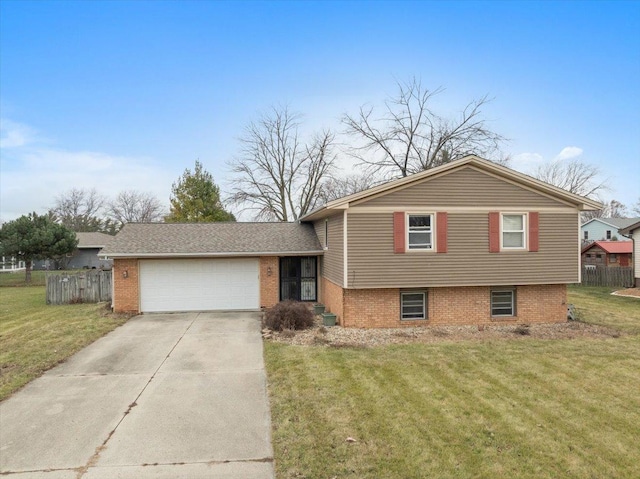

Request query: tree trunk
[{"left": 25, "top": 259, "right": 32, "bottom": 284}]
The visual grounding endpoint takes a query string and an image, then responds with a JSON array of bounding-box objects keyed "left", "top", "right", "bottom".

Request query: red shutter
[
  {"left": 489, "top": 212, "right": 500, "bottom": 253},
  {"left": 393, "top": 212, "right": 405, "bottom": 254},
  {"left": 436, "top": 212, "right": 448, "bottom": 253},
  {"left": 529, "top": 212, "right": 539, "bottom": 252}
]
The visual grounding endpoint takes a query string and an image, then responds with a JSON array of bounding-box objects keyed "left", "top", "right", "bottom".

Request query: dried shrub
[
  {"left": 280, "top": 329, "right": 296, "bottom": 339},
  {"left": 264, "top": 300, "right": 315, "bottom": 331}
]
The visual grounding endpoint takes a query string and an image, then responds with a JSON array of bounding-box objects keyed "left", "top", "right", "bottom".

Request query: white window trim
[
  {"left": 400, "top": 291, "right": 427, "bottom": 320},
  {"left": 491, "top": 288, "right": 516, "bottom": 317},
  {"left": 324, "top": 219, "right": 329, "bottom": 250},
  {"left": 500, "top": 212, "right": 528, "bottom": 251},
  {"left": 406, "top": 213, "right": 435, "bottom": 252}
]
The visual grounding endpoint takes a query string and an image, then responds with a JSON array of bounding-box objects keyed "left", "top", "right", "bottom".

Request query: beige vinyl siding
[
  {"left": 346, "top": 211, "right": 579, "bottom": 288},
  {"left": 358, "top": 166, "right": 565, "bottom": 208},
  {"left": 314, "top": 213, "right": 344, "bottom": 286}
]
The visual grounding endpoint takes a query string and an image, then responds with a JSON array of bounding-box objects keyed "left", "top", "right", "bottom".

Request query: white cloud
[
  {"left": 510, "top": 152, "right": 545, "bottom": 172},
  {"left": 0, "top": 145, "right": 175, "bottom": 222},
  {"left": 555, "top": 146, "right": 583, "bottom": 161},
  {"left": 0, "top": 118, "right": 36, "bottom": 148}
]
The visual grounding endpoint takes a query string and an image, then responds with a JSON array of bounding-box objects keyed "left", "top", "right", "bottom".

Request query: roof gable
[
  {"left": 620, "top": 220, "right": 640, "bottom": 235},
  {"left": 354, "top": 165, "right": 565, "bottom": 209},
  {"left": 100, "top": 222, "right": 322, "bottom": 257},
  {"left": 301, "top": 155, "right": 602, "bottom": 221}
]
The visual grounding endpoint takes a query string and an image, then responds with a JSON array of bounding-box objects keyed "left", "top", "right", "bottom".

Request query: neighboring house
[
  {"left": 581, "top": 217, "right": 639, "bottom": 243},
  {"left": 581, "top": 241, "right": 632, "bottom": 268},
  {"left": 34, "top": 232, "right": 114, "bottom": 270},
  {"left": 101, "top": 155, "right": 601, "bottom": 327},
  {"left": 620, "top": 220, "right": 640, "bottom": 287},
  {"left": 0, "top": 256, "right": 26, "bottom": 272}
]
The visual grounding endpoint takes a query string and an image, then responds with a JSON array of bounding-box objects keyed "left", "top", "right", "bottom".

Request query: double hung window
[
  {"left": 502, "top": 214, "right": 526, "bottom": 249},
  {"left": 408, "top": 214, "right": 433, "bottom": 250}
]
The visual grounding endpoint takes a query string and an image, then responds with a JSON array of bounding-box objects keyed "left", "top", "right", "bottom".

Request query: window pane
[
  {"left": 491, "top": 290, "right": 514, "bottom": 316},
  {"left": 401, "top": 292, "right": 426, "bottom": 319},
  {"left": 409, "top": 232, "right": 432, "bottom": 248},
  {"left": 503, "top": 215, "right": 523, "bottom": 230},
  {"left": 409, "top": 216, "right": 431, "bottom": 228},
  {"left": 503, "top": 232, "right": 524, "bottom": 248}
]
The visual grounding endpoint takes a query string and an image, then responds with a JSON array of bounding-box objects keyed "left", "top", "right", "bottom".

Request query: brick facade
[
  {"left": 321, "top": 281, "right": 567, "bottom": 328},
  {"left": 259, "top": 256, "right": 279, "bottom": 309},
  {"left": 113, "top": 256, "right": 282, "bottom": 313},
  {"left": 321, "top": 277, "right": 344, "bottom": 325},
  {"left": 112, "top": 258, "right": 140, "bottom": 313}
]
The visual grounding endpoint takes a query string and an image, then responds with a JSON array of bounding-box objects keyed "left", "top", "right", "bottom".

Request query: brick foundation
[
  {"left": 260, "top": 256, "right": 279, "bottom": 309},
  {"left": 322, "top": 281, "right": 567, "bottom": 328},
  {"left": 321, "top": 278, "right": 344, "bottom": 325},
  {"left": 113, "top": 258, "right": 139, "bottom": 313}
]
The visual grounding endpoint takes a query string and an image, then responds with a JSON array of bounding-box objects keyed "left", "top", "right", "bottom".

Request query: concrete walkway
[{"left": 0, "top": 312, "right": 274, "bottom": 478}]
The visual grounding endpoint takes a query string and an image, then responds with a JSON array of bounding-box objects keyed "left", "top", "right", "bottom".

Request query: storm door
[{"left": 280, "top": 256, "right": 317, "bottom": 301}]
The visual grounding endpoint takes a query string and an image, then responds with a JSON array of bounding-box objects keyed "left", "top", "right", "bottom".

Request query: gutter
[{"left": 100, "top": 250, "right": 325, "bottom": 260}]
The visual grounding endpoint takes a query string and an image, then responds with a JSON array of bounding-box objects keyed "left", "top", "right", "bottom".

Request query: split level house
[{"left": 100, "top": 155, "right": 601, "bottom": 328}]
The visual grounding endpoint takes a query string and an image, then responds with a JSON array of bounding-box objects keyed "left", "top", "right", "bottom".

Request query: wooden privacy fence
[
  {"left": 581, "top": 266, "right": 634, "bottom": 287},
  {"left": 46, "top": 270, "right": 112, "bottom": 305}
]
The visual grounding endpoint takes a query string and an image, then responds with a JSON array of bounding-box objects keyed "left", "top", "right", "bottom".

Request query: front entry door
[{"left": 280, "top": 257, "right": 317, "bottom": 301}]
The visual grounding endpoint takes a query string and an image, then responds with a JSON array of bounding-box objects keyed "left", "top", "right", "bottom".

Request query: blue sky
[{"left": 1, "top": 0, "right": 639, "bottom": 221}]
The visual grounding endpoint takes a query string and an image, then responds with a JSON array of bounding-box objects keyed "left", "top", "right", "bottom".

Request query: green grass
[
  {"left": 568, "top": 285, "right": 640, "bottom": 333},
  {"left": 265, "top": 287, "right": 640, "bottom": 479},
  {"left": 0, "top": 286, "right": 130, "bottom": 401},
  {"left": 0, "top": 270, "right": 47, "bottom": 287}
]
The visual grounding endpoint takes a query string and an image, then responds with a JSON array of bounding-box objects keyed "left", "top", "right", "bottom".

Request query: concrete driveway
[{"left": 0, "top": 312, "right": 274, "bottom": 478}]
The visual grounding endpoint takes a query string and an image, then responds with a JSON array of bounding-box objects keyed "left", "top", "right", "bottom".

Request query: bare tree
[
  {"left": 533, "top": 159, "right": 608, "bottom": 199},
  {"left": 107, "top": 190, "right": 165, "bottom": 227},
  {"left": 50, "top": 188, "right": 106, "bottom": 232},
  {"left": 229, "top": 107, "right": 336, "bottom": 221},
  {"left": 342, "top": 77, "right": 506, "bottom": 178},
  {"left": 581, "top": 199, "right": 627, "bottom": 222},
  {"left": 317, "top": 173, "right": 383, "bottom": 204},
  {"left": 632, "top": 198, "right": 640, "bottom": 216}
]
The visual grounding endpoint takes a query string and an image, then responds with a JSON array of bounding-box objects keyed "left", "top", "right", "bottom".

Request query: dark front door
[{"left": 280, "top": 256, "right": 317, "bottom": 301}]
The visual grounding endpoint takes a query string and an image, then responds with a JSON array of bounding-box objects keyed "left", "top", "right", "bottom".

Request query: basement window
[
  {"left": 491, "top": 289, "right": 516, "bottom": 317},
  {"left": 401, "top": 291, "right": 427, "bottom": 320}
]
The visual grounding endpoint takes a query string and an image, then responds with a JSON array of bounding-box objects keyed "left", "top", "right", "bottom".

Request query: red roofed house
[{"left": 581, "top": 241, "right": 632, "bottom": 268}]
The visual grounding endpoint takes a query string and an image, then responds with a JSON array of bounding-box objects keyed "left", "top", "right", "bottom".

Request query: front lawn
[
  {"left": 265, "top": 287, "right": 640, "bottom": 478},
  {"left": 0, "top": 286, "right": 130, "bottom": 401},
  {"left": 0, "top": 270, "right": 47, "bottom": 287}
]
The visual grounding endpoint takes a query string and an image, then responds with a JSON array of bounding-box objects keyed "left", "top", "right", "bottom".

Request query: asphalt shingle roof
[
  {"left": 75, "top": 232, "right": 114, "bottom": 248},
  {"left": 582, "top": 240, "right": 633, "bottom": 254},
  {"left": 100, "top": 222, "right": 323, "bottom": 257},
  {"left": 596, "top": 217, "right": 640, "bottom": 229}
]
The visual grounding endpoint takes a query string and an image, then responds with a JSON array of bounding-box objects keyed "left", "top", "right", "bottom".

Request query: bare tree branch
[
  {"left": 107, "top": 190, "right": 165, "bottom": 227},
  {"left": 49, "top": 188, "right": 106, "bottom": 232},
  {"left": 229, "top": 107, "right": 336, "bottom": 221},
  {"left": 342, "top": 77, "right": 507, "bottom": 178},
  {"left": 533, "top": 159, "right": 608, "bottom": 199},
  {"left": 317, "top": 173, "right": 383, "bottom": 204}
]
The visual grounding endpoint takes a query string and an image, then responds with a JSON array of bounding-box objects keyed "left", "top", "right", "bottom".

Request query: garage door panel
[{"left": 140, "top": 259, "right": 259, "bottom": 312}]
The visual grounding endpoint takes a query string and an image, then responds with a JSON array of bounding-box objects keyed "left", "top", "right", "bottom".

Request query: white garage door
[{"left": 139, "top": 258, "right": 260, "bottom": 312}]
